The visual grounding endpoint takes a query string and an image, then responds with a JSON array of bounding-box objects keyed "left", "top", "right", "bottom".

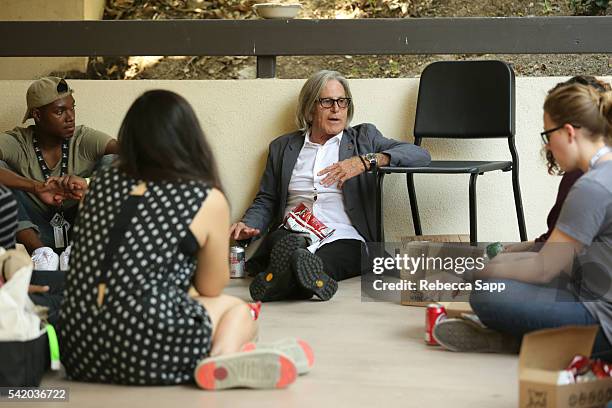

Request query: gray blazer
[{"left": 242, "top": 123, "right": 431, "bottom": 242}]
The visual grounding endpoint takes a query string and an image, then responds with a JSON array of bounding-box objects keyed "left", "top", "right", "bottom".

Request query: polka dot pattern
[{"left": 59, "top": 166, "right": 213, "bottom": 385}]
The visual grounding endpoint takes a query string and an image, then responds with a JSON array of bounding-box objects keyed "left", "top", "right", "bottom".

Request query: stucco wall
[{"left": 1, "top": 77, "right": 608, "bottom": 242}]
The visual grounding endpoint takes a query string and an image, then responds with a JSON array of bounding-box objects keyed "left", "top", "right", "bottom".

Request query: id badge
[{"left": 50, "top": 213, "right": 70, "bottom": 249}]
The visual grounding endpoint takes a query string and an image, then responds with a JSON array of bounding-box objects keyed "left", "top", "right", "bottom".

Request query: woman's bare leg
[{"left": 196, "top": 294, "right": 258, "bottom": 356}]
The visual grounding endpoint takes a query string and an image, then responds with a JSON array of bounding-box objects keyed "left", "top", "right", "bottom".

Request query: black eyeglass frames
[
  {"left": 540, "top": 124, "right": 581, "bottom": 144},
  {"left": 318, "top": 97, "right": 351, "bottom": 109}
]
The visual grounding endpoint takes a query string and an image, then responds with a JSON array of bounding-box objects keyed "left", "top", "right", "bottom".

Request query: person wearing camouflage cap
[{"left": 0, "top": 77, "right": 118, "bottom": 271}]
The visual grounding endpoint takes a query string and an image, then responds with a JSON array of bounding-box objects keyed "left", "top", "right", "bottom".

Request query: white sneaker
[
  {"left": 31, "top": 247, "right": 59, "bottom": 271},
  {"left": 241, "top": 338, "right": 314, "bottom": 375},
  {"left": 59, "top": 245, "right": 71, "bottom": 271}
]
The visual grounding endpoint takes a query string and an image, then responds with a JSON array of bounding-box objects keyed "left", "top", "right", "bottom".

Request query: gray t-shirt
[{"left": 557, "top": 160, "right": 612, "bottom": 343}]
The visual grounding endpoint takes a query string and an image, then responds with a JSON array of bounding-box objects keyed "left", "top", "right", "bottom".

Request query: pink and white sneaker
[
  {"left": 241, "top": 338, "right": 314, "bottom": 375},
  {"left": 194, "top": 350, "right": 296, "bottom": 390}
]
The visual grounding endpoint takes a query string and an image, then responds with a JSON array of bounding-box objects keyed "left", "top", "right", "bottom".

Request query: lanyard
[
  {"left": 32, "top": 136, "right": 71, "bottom": 248},
  {"left": 589, "top": 145, "right": 612, "bottom": 169},
  {"left": 32, "top": 137, "right": 69, "bottom": 181}
]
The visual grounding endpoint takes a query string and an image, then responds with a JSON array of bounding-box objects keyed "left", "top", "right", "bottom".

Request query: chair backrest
[{"left": 413, "top": 60, "right": 515, "bottom": 140}]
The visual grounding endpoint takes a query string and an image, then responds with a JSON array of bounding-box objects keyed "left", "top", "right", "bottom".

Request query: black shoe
[
  {"left": 291, "top": 249, "right": 338, "bottom": 301},
  {"left": 249, "top": 234, "right": 308, "bottom": 302},
  {"left": 292, "top": 286, "right": 314, "bottom": 300}
]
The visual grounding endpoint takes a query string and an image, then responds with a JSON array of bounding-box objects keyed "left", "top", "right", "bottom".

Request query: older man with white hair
[{"left": 230, "top": 70, "right": 431, "bottom": 302}]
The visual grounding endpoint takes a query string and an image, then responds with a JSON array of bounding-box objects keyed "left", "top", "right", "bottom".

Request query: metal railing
[{"left": 0, "top": 17, "right": 611, "bottom": 77}]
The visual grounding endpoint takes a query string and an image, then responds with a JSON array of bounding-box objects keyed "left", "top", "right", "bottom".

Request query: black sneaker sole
[
  {"left": 432, "top": 318, "right": 520, "bottom": 353},
  {"left": 292, "top": 249, "right": 337, "bottom": 301},
  {"left": 249, "top": 234, "right": 307, "bottom": 302}
]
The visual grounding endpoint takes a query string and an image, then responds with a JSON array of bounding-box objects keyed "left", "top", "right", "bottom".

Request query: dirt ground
[{"left": 59, "top": 0, "right": 612, "bottom": 80}]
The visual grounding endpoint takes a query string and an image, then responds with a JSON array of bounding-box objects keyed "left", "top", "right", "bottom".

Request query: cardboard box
[
  {"left": 399, "top": 235, "right": 483, "bottom": 307},
  {"left": 519, "top": 326, "right": 612, "bottom": 408}
]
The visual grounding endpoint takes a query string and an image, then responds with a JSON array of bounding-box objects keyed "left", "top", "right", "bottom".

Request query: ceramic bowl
[{"left": 253, "top": 3, "right": 302, "bottom": 19}]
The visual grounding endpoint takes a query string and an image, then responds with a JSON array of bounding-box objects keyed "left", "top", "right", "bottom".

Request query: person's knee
[
  {"left": 469, "top": 280, "right": 510, "bottom": 321},
  {"left": 224, "top": 294, "right": 246, "bottom": 309},
  {"left": 469, "top": 287, "right": 494, "bottom": 317},
  {"left": 219, "top": 295, "right": 253, "bottom": 328},
  {"left": 16, "top": 220, "right": 39, "bottom": 235},
  {"left": 0, "top": 162, "right": 33, "bottom": 208},
  {"left": 470, "top": 279, "right": 525, "bottom": 329},
  {"left": 210, "top": 294, "right": 247, "bottom": 314}
]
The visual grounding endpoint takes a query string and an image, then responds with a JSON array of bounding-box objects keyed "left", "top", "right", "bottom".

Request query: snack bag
[{"left": 282, "top": 203, "right": 334, "bottom": 244}]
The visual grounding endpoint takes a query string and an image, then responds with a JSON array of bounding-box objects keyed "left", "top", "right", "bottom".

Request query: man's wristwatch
[{"left": 364, "top": 153, "right": 378, "bottom": 172}]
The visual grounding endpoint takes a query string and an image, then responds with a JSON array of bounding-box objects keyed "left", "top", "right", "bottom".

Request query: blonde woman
[{"left": 435, "top": 82, "right": 612, "bottom": 361}]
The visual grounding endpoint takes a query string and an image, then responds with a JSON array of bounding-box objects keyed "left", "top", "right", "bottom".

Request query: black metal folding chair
[{"left": 375, "top": 60, "right": 528, "bottom": 245}]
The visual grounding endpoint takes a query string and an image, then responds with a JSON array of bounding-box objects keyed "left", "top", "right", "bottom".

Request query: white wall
[{"left": 2, "top": 77, "right": 606, "bottom": 243}]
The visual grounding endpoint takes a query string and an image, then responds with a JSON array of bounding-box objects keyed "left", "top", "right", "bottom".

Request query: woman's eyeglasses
[
  {"left": 318, "top": 97, "right": 351, "bottom": 109},
  {"left": 540, "top": 124, "right": 581, "bottom": 144}
]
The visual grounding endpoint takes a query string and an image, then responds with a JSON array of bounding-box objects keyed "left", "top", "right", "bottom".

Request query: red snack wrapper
[
  {"left": 282, "top": 203, "right": 335, "bottom": 244},
  {"left": 591, "top": 360, "right": 608, "bottom": 379},
  {"left": 560, "top": 355, "right": 612, "bottom": 384},
  {"left": 567, "top": 354, "right": 590, "bottom": 377}
]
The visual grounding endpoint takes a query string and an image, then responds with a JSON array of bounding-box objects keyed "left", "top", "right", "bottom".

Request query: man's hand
[
  {"left": 318, "top": 156, "right": 365, "bottom": 189},
  {"left": 33, "top": 180, "right": 67, "bottom": 207},
  {"left": 33, "top": 176, "right": 88, "bottom": 206},
  {"left": 230, "top": 222, "right": 260, "bottom": 241},
  {"left": 45, "top": 175, "right": 88, "bottom": 201},
  {"left": 47, "top": 175, "right": 87, "bottom": 195}
]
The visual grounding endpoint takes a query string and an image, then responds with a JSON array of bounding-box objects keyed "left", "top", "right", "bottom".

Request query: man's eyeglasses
[
  {"left": 540, "top": 124, "right": 581, "bottom": 144},
  {"left": 318, "top": 97, "right": 351, "bottom": 109}
]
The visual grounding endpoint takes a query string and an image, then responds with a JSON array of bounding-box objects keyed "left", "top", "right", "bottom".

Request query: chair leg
[
  {"left": 407, "top": 173, "right": 422, "bottom": 236},
  {"left": 376, "top": 172, "right": 386, "bottom": 242},
  {"left": 508, "top": 136, "right": 528, "bottom": 241},
  {"left": 469, "top": 173, "right": 478, "bottom": 246},
  {"left": 512, "top": 167, "right": 528, "bottom": 241}
]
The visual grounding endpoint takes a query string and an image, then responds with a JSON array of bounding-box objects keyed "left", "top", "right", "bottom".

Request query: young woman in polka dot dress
[{"left": 59, "top": 90, "right": 298, "bottom": 389}]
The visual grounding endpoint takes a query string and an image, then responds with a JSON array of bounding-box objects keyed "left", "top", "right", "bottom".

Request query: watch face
[{"left": 366, "top": 153, "right": 377, "bottom": 169}]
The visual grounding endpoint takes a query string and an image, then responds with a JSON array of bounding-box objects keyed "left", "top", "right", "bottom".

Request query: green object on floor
[
  {"left": 46, "top": 324, "right": 60, "bottom": 370},
  {"left": 486, "top": 242, "right": 504, "bottom": 259}
]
